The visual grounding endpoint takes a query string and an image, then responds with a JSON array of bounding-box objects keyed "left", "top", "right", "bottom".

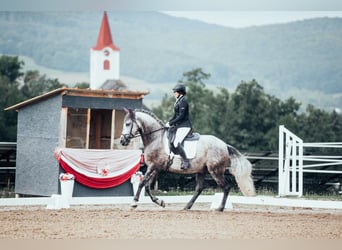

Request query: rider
[{"left": 166, "top": 84, "right": 192, "bottom": 170}]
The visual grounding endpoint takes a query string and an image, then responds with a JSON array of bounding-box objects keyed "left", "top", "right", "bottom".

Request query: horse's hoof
[
  {"left": 131, "top": 200, "right": 138, "bottom": 208},
  {"left": 160, "top": 200, "right": 165, "bottom": 208}
]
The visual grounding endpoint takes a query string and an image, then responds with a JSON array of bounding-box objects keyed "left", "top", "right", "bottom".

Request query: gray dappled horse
[{"left": 120, "top": 109, "right": 256, "bottom": 211}]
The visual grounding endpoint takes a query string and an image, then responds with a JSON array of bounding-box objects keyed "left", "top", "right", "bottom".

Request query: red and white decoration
[{"left": 54, "top": 147, "right": 143, "bottom": 189}]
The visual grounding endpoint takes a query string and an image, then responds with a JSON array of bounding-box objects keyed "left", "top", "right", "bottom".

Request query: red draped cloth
[{"left": 54, "top": 147, "right": 143, "bottom": 189}]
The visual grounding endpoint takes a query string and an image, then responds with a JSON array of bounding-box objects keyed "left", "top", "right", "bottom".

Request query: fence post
[
  {"left": 278, "top": 125, "right": 285, "bottom": 196},
  {"left": 278, "top": 125, "right": 303, "bottom": 197}
]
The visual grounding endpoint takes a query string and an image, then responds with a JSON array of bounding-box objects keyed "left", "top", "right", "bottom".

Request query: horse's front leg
[
  {"left": 131, "top": 169, "right": 152, "bottom": 208},
  {"left": 144, "top": 171, "right": 165, "bottom": 208},
  {"left": 131, "top": 168, "right": 164, "bottom": 208}
]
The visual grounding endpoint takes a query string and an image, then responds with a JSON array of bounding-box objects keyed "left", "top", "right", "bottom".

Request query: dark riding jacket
[{"left": 169, "top": 95, "right": 192, "bottom": 128}]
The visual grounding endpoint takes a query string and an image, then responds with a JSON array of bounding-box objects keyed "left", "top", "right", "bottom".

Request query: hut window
[
  {"left": 66, "top": 108, "right": 88, "bottom": 148},
  {"left": 104, "top": 60, "right": 110, "bottom": 70}
]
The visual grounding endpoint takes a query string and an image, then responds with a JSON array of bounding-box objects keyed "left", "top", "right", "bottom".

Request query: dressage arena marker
[{"left": 1, "top": 194, "right": 342, "bottom": 210}]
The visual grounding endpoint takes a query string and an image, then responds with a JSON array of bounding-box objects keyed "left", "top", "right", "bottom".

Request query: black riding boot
[{"left": 177, "top": 143, "right": 190, "bottom": 170}]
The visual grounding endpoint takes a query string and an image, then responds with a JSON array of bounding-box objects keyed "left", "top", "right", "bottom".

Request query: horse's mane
[{"left": 134, "top": 109, "right": 165, "bottom": 127}]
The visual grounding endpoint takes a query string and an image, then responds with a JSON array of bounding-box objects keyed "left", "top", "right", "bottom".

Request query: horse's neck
[
  {"left": 140, "top": 122, "right": 166, "bottom": 146},
  {"left": 136, "top": 113, "right": 167, "bottom": 152},
  {"left": 143, "top": 128, "right": 167, "bottom": 147}
]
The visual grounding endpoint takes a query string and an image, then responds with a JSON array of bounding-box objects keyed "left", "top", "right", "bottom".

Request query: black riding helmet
[{"left": 172, "top": 84, "right": 186, "bottom": 95}]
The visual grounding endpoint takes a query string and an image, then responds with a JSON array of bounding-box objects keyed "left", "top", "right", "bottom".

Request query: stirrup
[{"left": 181, "top": 160, "right": 190, "bottom": 170}]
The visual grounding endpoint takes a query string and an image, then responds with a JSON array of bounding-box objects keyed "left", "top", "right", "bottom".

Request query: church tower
[{"left": 90, "top": 11, "right": 120, "bottom": 89}]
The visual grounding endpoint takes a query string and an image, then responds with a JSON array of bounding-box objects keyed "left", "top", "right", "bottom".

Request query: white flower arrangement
[
  {"left": 97, "top": 165, "right": 109, "bottom": 176},
  {"left": 130, "top": 171, "right": 144, "bottom": 184},
  {"left": 59, "top": 172, "right": 75, "bottom": 181}
]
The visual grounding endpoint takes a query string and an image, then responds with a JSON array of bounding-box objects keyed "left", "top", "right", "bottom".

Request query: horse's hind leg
[
  {"left": 184, "top": 173, "right": 205, "bottom": 210},
  {"left": 210, "top": 173, "right": 231, "bottom": 212}
]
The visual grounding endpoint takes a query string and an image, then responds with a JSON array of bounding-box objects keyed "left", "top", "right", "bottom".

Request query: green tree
[
  {"left": 227, "top": 80, "right": 270, "bottom": 150},
  {"left": 73, "top": 82, "right": 90, "bottom": 89},
  {"left": 265, "top": 96, "right": 301, "bottom": 150},
  {"left": 152, "top": 93, "right": 174, "bottom": 123},
  {"left": 0, "top": 75, "right": 22, "bottom": 141},
  {"left": 0, "top": 56, "right": 24, "bottom": 141},
  {"left": 298, "top": 104, "right": 342, "bottom": 143},
  {"left": 0, "top": 55, "right": 24, "bottom": 83},
  {"left": 0, "top": 55, "right": 68, "bottom": 141},
  {"left": 207, "top": 87, "right": 230, "bottom": 140},
  {"left": 21, "top": 70, "right": 67, "bottom": 99}
]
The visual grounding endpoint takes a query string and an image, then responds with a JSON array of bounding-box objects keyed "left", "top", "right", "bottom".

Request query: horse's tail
[{"left": 227, "top": 144, "right": 256, "bottom": 196}]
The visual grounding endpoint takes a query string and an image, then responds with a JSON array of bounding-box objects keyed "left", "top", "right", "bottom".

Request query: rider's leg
[
  {"left": 173, "top": 127, "right": 191, "bottom": 169},
  {"left": 177, "top": 142, "right": 190, "bottom": 169}
]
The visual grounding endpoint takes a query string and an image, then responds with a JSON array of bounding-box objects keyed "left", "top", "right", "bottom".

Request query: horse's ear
[{"left": 123, "top": 108, "right": 135, "bottom": 119}]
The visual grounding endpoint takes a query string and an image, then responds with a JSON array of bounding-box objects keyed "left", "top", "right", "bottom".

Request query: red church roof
[{"left": 92, "top": 11, "right": 120, "bottom": 51}]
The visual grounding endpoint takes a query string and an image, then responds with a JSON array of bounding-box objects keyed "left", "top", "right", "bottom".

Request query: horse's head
[{"left": 120, "top": 109, "right": 141, "bottom": 146}]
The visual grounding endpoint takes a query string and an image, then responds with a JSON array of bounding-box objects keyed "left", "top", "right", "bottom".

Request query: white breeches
[{"left": 173, "top": 127, "right": 191, "bottom": 147}]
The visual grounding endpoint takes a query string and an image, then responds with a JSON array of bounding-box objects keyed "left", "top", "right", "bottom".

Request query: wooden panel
[
  {"left": 59, "top": 107, "right": 68, "bottom": 147},
  {"left": 86, "top": 109, "right": 90, "bottom": 149},
  {"left": 111, "top": 110, "right": 116, "bottom": 149}
]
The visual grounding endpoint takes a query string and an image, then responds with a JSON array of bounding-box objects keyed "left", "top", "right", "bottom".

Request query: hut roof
[{"left": 5, "top": 87, "right": 149, "bottom": 111}]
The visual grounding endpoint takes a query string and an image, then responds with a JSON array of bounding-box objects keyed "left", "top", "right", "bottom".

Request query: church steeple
[
  {"left": 92, "top": 11, "right": 120, "bottom": 51},
  {"left": 90, "top": 11, "right": 120, "bottom": 89}
]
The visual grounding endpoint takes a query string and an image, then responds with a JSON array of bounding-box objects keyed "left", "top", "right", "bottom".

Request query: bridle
[{"left": 121, "top": 115, "right": 166, "bottom": 142}]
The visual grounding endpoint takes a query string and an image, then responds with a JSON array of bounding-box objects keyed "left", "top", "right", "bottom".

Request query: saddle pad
[
  {"left": 163, "top": 135, "right": 198, "bottom": 159},
  {"left": 183, "top": 140, "right": 197, "bottom": 159}
]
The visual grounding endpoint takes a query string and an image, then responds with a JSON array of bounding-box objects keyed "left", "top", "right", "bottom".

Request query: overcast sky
[
  {"left": 163, "top": 11, "right": 342, "bottom": 28},
  {"left": 1, "top": 0, "right": 342, "bottom": 29},
  {"left": 2, "top": 0, "right": 342, "bottom": 12}
]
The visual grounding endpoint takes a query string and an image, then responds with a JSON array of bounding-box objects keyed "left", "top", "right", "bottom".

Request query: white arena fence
[{"left": 278, "top": 125, "right": 342, "bottom": 197}]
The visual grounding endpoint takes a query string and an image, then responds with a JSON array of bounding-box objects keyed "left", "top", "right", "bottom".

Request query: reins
[
  {"left": 142, "top": 126, "right": 167, "bottom": 136},
  {"left": 129, "top": 126, "right": 166, "bottom": 139}
]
